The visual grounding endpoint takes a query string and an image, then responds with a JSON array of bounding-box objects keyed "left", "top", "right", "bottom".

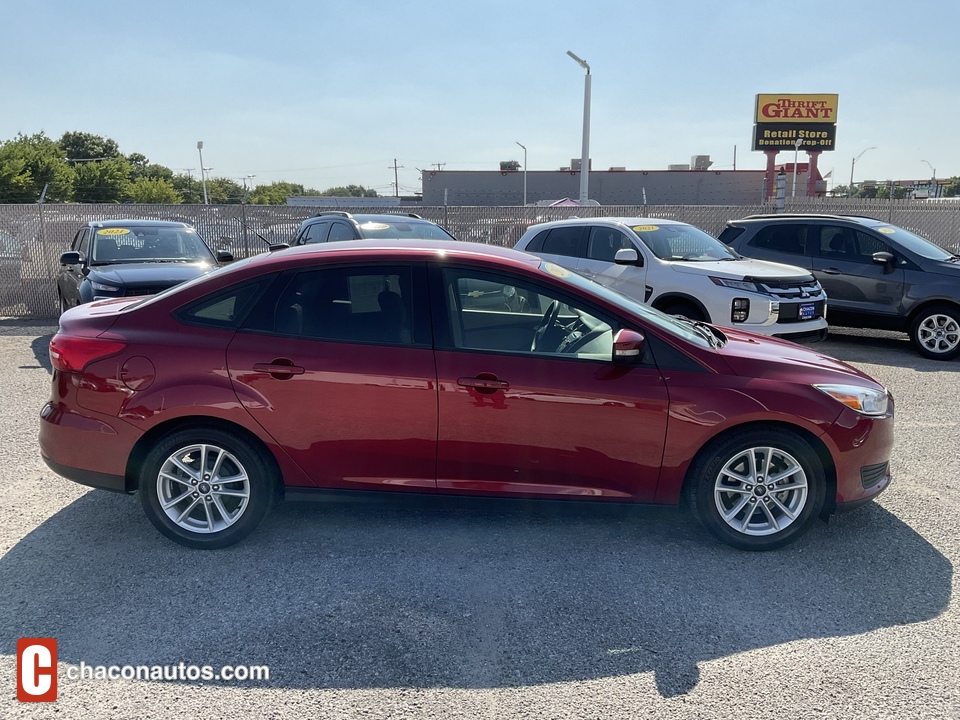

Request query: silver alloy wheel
[
  {"left": 156, "top": 443, "right": 250, "bottom": 534},
  {"left": 916, "top": 313, "right": 960, "bottom": 355},
  {"left": 714, "top": 446, "right": 808, "bottom": 536}
]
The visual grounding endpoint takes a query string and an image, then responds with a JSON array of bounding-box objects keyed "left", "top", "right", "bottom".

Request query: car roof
[
  {"left": 88, "top": 219, "right": 192, "bottom": 229},
  {"left": 527, "top": 216, "right": 689, "bottom": 231},
  {"left": 247, "top": 238, "right": 541, "bottom": 271},
  {"left": 729, "top": 214, "right": 886, "bottom": 226},
  {"left": 301, "top": 213, "right": 438, "bottom": 225}
]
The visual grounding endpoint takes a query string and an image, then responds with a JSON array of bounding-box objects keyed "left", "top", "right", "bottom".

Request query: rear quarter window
[{"left": 717, "top": 226, "right": 745, "bottom": 246}]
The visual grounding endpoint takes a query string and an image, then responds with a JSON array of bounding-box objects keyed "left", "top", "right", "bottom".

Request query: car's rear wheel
[
  {"left": 686, "top": 428, "right": 826, "bottom": 551},
  {"left": 660, "top": 302, "right": 706, "bottom": 322},
  {"left": 909, "top": 305, "right": 960, "bottom": 360},
  {"left": 139, "top": 426, "right": 277, "bottom": 549}
]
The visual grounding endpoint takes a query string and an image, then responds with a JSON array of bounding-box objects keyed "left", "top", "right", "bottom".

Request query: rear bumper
[
  {"left": 41, "top": 453, "right": 127, "bottom": 493},
  {"left": 39, "top": 400, "right": 140, "bottom": 493}
]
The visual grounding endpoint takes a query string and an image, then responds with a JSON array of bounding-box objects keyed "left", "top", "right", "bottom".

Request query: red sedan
[{"left": 41, "top": 240, "right": 893, "bottom": 550}]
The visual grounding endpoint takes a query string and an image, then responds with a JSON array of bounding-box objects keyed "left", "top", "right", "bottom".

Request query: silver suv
[{"left": 514, "top": 217, "right": 828, "bottom": 342}]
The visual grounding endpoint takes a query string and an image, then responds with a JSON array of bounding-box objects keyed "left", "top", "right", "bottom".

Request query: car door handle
[
  {"left": 458, "top": 375, "right": 510, "bottom": 393},
  {"left": 253, "top": 361, "right": 305, "bottom": 378},
  {"left": 822, "top": 268, "right": 843, "bottom": 275}
]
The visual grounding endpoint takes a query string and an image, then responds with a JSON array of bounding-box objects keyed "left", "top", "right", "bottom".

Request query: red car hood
[{"left": 713, "top": 326, "right": 885, "bottom": 390}]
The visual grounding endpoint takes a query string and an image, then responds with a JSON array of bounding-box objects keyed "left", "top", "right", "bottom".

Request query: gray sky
[{"left": 2, "top": 0, "right": 956, "bottom": 194}]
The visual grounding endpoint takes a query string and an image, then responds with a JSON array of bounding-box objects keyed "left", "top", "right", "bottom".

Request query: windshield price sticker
[
  {"left": 544, "top": 263, "right": 570, "bottom": 278},
  {"left": 633, "top": 225, "right": 659, "bottom": 233},
  {"left": 358, "top": 222, "right": 390, "bottom": 230},
  {"left": 878, "top": 227, "right": 896, "bottom": 234},
  {"left": 97, "top": 228, "right": 131, "bottom": 235}
]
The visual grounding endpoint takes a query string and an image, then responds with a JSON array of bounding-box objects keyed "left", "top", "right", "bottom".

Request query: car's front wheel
[
  {"left": 909, "top": 305, "right": 960, "bottom": 361},
  {"left": 139, "top": 426, "right": 278, "bottom": 549},
  {"left": 686, "top": 428, "right": 826, "bottom": 551}
]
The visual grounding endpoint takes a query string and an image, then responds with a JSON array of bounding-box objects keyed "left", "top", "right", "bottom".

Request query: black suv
[
  {"left": 720, "top": 214, "right": 960, "bottom": 360},
  {"left": 293, "top": 212, "right": 455, "bottom": 244}
]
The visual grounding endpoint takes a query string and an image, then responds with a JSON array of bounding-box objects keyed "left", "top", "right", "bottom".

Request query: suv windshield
[
  {"left": 858, "top": 221, "right": 954, "bottom": 261},
  {"left": 357, "top": 220, "right": 455, "bottom": 241},
  {"left": 91, "top": 226, "right": 215, "bottom": 265},
  {"left": 632, "top": 223, "right": 738, "bottom": 261}
]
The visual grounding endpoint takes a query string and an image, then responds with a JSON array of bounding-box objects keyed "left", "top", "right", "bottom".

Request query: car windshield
[
  {"left": 90, "top": 226, "right": 216, "bottom": 265},
  {"left": 537, "top": 261, "right": 711, "bottom": 348},
  {"left": 630, "top": 222, "right": 738, "bottom": 261},
  {"left": 858, "top": 221, "right": 954, "bottom": 261},
  {"left": 357, "top": 220, "right": 455, "bottom": 241}
]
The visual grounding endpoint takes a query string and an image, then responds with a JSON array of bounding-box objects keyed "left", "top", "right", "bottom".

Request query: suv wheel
[
  {"left": 909, "top": 305, "right": 960, "bottom": 360},
  {"left": 686, "top": 428, "right": 826, "bottom": 551},
  {"left": 660, "top": 302, "right": 706, "bottom": 322}
]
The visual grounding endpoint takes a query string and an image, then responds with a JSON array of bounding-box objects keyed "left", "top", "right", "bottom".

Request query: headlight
[
  {"left": 710, "top": 277, "right": 758, "bottom": 292},
  {"left": 90, "top": 281, "right": 120, "bottom": 292},
  {"left": 814, "top": 383, "right": 889, "bottom": 416}
]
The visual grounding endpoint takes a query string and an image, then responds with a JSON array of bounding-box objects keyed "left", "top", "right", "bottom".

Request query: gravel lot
[{"left": 1, "top": 321, "right": 957, "bottom": 719}]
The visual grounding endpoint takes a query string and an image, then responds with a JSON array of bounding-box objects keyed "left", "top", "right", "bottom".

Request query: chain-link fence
[{"left": 2, "top": 199, "right": 958, "bottom": 319}]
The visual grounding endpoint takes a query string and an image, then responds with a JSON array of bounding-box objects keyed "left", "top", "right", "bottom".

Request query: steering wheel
[{"left": 531, "top": 300, "right": 561, "bottom": 352}]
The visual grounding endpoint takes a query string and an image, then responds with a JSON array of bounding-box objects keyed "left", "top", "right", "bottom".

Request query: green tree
[
  {"left": 127, "top": 177, "right": 182, "bottom": 203},
  {"left": 171, "top": 173, "right": 204, "bottom": 204},
  {"left": 320, "top": 184, "right": 379, "bottom": 197},
  {"left": 73, "top": 157, "right": 131, "bottom": 203},
  {"left": 206, "top": 176, "right": 246, "bottom": 204},
  {"left": 59, "top": 131, "right": 121, "bottom": 162},
  {"left": 829, "top": 184, "right": 852, "bottom": 198},
  {"left": 943, "top": 177, "right": 960, "bottom": 197},
  {"left": 0, "top": 132, "right": 74, "bottom": 203},
  {"left": 249, "top": 181, "right": 321, "bottom": 205},
  {"left": 127, "top": 153, "right": 174, "bottom": 183}
]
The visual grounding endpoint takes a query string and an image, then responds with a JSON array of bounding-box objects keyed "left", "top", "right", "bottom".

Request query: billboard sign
[{"left": 753, "top": 93, "right": 838, "bottom": 151}]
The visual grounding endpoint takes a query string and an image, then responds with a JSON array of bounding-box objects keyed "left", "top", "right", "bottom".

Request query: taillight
[{"left": 49, "top": 335, "right": 127, "bottom": 373}]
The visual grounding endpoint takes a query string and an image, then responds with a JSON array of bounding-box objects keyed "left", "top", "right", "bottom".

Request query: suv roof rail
[
  {"left": 314, "top": 211, "right": 353, "bottom": 218},
  {"left": 405, "top": 213, "right": 423, "bottom": 219},
  {"left": 737, "top": 213, "right": 881, "bottom": 222}
]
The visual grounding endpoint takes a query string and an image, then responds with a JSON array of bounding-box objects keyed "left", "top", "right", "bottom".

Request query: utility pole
[{"left": 389, "top": 159, "right": 404, "bottom": 197}]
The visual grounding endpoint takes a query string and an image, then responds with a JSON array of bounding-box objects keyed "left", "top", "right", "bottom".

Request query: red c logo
[{"left": 17, "top": 638, "right": 57, "bottom": 702}]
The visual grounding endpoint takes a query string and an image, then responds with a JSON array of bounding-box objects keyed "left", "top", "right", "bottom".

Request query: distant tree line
[{"left": 0, "top": 131, "right": 380, "bottom": 204}]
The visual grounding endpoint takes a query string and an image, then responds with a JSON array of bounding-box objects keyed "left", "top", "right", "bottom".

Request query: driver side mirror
[
  {"left": 60, "top": 251, "right": 83, "bottom": 266},
  {"left": 614, "top": 248, "right": 643, "bottom": 266},
  {"left": 216, "top": 250, "right": 234, "bottom": 263},
  {"left": 613, "top": 328, "right": 645, "bottom": 363},
  {"left": 872, "top": 251, "right": 896, "bottom": 274}
]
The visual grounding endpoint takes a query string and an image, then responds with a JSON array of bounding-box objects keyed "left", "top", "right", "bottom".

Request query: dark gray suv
[{"left": 720, "top": 214, "right": 960, "bottom": 360}]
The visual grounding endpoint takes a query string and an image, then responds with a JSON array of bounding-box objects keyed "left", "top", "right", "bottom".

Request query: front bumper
[{"left": 823, "top": 402, "right": 895, "bottom": 510}]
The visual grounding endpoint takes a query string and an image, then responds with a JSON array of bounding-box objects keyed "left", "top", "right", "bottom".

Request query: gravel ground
[{"left": 1, "top": 320, "right": 957, "bottom": 719}]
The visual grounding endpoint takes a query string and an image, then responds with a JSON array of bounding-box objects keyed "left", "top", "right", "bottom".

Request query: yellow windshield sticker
[
  {"left": 877, "top": 227, "right": 896, "bottom": 234},
  {"left": 358, "top": 222, "right": 390, "bottom": 230},
  {"left": 544, "top": 262, "right": 570, "bottom": 278},
  {"left": 633, "top": 225, "right": 659, "bottom": 232},
  {"left": 97, "top": 228, "right": 131, "bottom": 235}
]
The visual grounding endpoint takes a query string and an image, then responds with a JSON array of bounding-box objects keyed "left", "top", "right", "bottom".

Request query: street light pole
[
  {"left": 922, "top": 160, "right": 937, "bottom": 198},
  {"left": 516, "top": 141, "right": 527, "bottom": 205},
  {"left": 849, "top": 146, "right": 877, "bottom": 196},
  {"left": 792, "top": 138, "right": 801, "bottom": 198},
  {"left": 566, "top": 50, "right": 591, "bottom": 206},
  {"left": 197, "top": 141, "right": 209, "bottom": 205}
]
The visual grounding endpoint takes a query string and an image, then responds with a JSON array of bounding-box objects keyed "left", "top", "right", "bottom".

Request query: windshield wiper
[{"left": 683, "top": 318, "right": 724, "bottom": 348}]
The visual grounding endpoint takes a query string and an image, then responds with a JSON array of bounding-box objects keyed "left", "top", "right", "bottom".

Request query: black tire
[
  {"left": 139, "top": 426, "right": 278, "bottom": 549},
  {"left": 909, "top": 305, "right": 960, "bottom": 361},
  {"left": 660, "top": 302, "right": 706, "bottom": 322},
  {"left": 686, "top": 428, "right": 826, "bottom": 551}
]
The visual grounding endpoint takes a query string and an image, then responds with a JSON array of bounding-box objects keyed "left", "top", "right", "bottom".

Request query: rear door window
[
  {"left": 541, "top": 227, "right": 587, "bottom": 258},
  {"left": 748, "top": 225, "right": 808, "bottom": 256}
]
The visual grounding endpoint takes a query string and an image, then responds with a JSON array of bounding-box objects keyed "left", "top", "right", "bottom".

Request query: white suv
[{"left": 514, "top": 217, "right": 828, "bottom": 342}]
